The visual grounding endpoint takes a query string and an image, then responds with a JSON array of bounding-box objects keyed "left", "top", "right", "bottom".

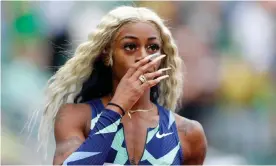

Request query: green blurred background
[{"left": 1, "top": 1, "right": 276, "bottom": 164}]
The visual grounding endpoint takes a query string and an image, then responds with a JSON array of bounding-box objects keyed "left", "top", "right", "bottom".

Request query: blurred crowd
[{"left": 2, "top": 1, "right": 276, "bottom": 164}]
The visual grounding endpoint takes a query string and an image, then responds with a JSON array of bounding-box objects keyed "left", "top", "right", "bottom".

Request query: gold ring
[{"left": 138, "top": 75, "right": 147, "bottom": 84}]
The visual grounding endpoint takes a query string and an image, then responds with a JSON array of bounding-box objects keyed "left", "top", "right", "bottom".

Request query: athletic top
[{"left": 87, "top": 98, "right": 184, "bottom": 165}]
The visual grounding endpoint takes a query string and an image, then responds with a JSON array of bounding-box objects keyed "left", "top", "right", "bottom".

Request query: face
[{"left": 111, "top": 22, "right": 162, "bottom": 80}]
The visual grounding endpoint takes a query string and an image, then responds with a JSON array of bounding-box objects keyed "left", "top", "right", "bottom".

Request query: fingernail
[
  {"left": 147, "top": 53, "right": 162, "bottom": 61},
  {"left": 154, "top": 54, "right": 166, "bottom": 61},
  {"left": 159, "top": 67, "right": 171, "bottom": 72},
  {"left": 158, "top": 75, "right": 169, "bottom": 81}
]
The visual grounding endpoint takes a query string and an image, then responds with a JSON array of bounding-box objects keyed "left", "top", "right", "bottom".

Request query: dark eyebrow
[
  {"left": 148, "top": 37, "right": 157, "bottom": 41},
  {"left": 119, "top": 36, "right": 159, "bottom": 41},
  {"left": 119, "top": 35, "right": 138, "bottom": 41}
]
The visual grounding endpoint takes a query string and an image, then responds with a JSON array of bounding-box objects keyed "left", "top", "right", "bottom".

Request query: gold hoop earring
[
  {"left": 103, "top": 49, "right": 108, "bottom": 54},
  {"left": 103, "top": 53, "right": 113, "bottom": 66}
]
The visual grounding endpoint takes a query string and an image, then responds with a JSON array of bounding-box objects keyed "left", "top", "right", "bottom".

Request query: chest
[
  {"left": 120, "top": 115, "right": 158, "bottom": 164},
  {"left": 106, "top": 116, "right": 182, "bottom": 165}
]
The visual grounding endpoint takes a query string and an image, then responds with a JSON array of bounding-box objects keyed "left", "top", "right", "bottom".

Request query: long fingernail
[
  {"left": 153, "top": 54, "right": 166, "bottom": 62},
  {"left": 158, "top": 67, "right": 171, "bottom": 72},
  {"left": 148, "top": 52, "right": 160, "bottom": 60},
  {"left": 147, "top": 53, "right": 163, "bottom": 61},
  {"left": 157, "top": 75, "right": 169, "bottom": 81}
]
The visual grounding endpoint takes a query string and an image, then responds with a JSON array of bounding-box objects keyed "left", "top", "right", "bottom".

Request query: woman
[{"left": 39, "top": 6, "right": 207, "bottom": 165}]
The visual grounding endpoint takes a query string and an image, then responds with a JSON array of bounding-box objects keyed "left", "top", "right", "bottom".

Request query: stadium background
[{"left": 1, "top": 1, "right": 276, "bottom": 164}]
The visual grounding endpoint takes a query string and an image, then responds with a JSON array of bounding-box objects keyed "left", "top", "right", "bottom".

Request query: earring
[
  {"left": 107, "top": 53, "right": 113, "bottom": 66},
  {"left": 103, "top": 49, "right": 108, "bottom": 54},
  {"left": 103, "top": 51, "right": 113, "bottom": 66}
]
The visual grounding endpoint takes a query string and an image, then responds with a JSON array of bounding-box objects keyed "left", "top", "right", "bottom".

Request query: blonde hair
[{"left": 38, "top": 6, "right": 184, "bottom": 156}]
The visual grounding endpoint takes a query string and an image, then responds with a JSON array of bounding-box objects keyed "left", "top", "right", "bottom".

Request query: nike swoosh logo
[{"left": 156, "top": 131, "right": 173, "bottom": 139}]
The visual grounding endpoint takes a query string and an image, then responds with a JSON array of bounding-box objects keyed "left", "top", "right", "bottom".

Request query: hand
[{"left": 109, "top": 54, "right": 170, "bottom": 113}]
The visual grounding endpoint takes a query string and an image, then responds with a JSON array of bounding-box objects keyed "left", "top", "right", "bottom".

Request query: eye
[
  {"left": 124, "top": 43, "right": 137, "bottom": 51},
  {"left": 147, "top": 44, "right": 160, "bottom": 52}
]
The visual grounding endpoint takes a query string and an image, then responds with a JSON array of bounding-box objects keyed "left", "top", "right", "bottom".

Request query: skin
[{"left": 53, "top": 22, "right": 207, "bottom": 165}]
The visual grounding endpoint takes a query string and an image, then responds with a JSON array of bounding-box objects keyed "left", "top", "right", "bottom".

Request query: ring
[{"left": 138, "top": 75, "right": 147, "bottom": 84}]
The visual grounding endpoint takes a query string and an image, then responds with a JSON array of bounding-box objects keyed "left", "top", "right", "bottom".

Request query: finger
[
  {"left": 125, "top": 54, "right": 164, "bottom": 78},
  {"left": 131, "top": 54, "right": 166, "bottom": 80},
  {"left": 156, "top": 75, "right": 169, "bottom": 82},
  {"left": 147, "top": 52, "right": 162, "bottom": 61},
  {"left": 140, "top": 75, "right": 169, "bottom": 90},
  {"left": 144, "top": 67, "right": 171, "bottom": 80}
]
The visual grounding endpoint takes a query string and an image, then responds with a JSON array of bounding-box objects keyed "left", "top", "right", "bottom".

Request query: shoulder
[
  {"left": 174, "top": 113, "right": 205, "bottom": 139},
  {"left": 53, "top": 103, "right": 92, "bottom": 165},
  {"left": 55, "top": 103, "right": 91, "bottom": 124},
  {"left": 54, "top": 103, "right": 92, "bottom": 137},
  {"left": 174, "top": 113, "right": 207, "bottom": 164}
]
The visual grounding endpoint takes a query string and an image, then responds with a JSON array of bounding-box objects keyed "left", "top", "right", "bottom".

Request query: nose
[{"left": 135, "top": 48, "right": 148, "bottom": 63}]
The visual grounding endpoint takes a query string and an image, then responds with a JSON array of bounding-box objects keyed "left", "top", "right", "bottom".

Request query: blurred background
[{"left": 1, "top": 1, "right": 276, "bottom": 164}]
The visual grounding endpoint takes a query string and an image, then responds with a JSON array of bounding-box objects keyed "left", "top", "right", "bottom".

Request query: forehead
[{"left": 116, "top": 22, "right": 161, "bottom": 40}]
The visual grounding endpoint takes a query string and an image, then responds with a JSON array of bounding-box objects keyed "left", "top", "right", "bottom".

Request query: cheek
[
  {"left": 112, "top": 51, "right": 135, "bottom": 78},
  {"left": 116, "top": 53, "right": 134, "bottom": 69}
]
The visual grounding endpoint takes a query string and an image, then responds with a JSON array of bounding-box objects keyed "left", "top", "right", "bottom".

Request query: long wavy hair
[{"left": 37, "top": 6, "right": 184, "bottom": 156}]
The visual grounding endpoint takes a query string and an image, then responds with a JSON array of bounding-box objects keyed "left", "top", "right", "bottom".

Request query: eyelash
[
  {"left": 124, "top": 43, "right": 160, "bottom": 52},
  {"left": 124, "top": 43, "right": 137, "bottom": 51},
  {"left": 147, "top": 44, "right": 160, "bottom": 52}
]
